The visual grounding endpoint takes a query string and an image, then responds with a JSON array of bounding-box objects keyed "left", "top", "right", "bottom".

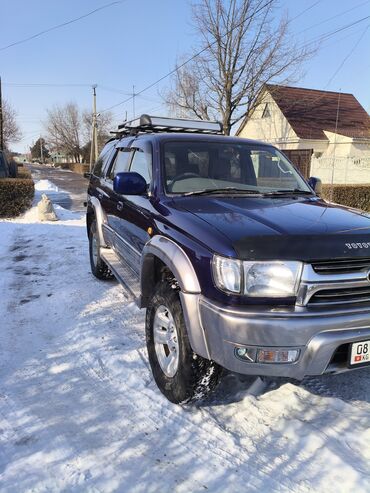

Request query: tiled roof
[{"left": 266, "top": 84, "right": 370, "bottom": 140}]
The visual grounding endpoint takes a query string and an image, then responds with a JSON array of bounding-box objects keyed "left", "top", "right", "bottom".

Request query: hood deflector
[{"left": 234, "top": 233, "right": 370, "bottom": 261}]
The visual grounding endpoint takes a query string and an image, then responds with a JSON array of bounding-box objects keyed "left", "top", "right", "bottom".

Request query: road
[{"left": 27, "top": 163, "right": 88, "bottom": 212}]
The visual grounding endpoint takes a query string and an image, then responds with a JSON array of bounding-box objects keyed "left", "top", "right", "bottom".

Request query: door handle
[{"left": 117, "top": 201, "right": 124, "bottom": 211}]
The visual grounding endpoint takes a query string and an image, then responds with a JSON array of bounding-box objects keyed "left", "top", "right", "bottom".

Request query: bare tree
[
  {"left": 44, "top": 102, "right": 83, "bottom": 162},
  {"left": 166, "top": 64, "right": 212, "bottom": 120},
  {"left": 82, "top": 110, "right": 113, "bottom": 147},
  {"left": 164, "top": 0, "right": 314, "bottom": 134},
  {"left": 3, "top": 100, "right": 22, "bottom": 147},
  {"left": 81, "top": 111, "right": 114, "bottom": 162},
  {"left": 44, "top": 103, "right": 114, "bottom": 163}
]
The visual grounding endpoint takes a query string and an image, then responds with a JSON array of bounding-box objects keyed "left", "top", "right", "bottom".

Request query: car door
[
  {"left": 99, "top": 138, "right": 134, "bottom": 247},
  {"left": 111, "top": 139, "right": 153, "bottom": 274},
  {"left": 88, "top": 140, "right": 116, "bottom": 241}
]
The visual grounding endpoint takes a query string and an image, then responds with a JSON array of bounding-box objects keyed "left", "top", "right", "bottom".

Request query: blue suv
[{"left": 86, "top": 115, "right": 370, "bottom": 403}]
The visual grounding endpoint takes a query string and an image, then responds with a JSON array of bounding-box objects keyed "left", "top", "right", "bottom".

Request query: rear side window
[
  {"left": 108, "top": 149, "right": 132, "bottom": 179},
  {"left": 93, "top": 141, "right": 116, "bottom": 177}
]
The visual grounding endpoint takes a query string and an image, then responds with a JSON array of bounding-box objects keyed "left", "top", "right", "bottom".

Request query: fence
[{"left": 310, "top": 156, "right": 370, "bottom": 184}]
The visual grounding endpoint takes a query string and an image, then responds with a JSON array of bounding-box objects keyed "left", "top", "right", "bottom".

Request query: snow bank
[
  {"left": 34, "top": 179, "right": 59, "bottom": 192},
  {"left": 0, "top": 194, "right": 369, "bottom": 493},
  {"left": 13, "top": 204, "right": 84, "bottom": 225}
]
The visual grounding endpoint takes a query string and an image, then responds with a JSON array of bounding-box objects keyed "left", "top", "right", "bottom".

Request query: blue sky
[{"left": 1, "top": 0, "right": 369, "bottom": 152}]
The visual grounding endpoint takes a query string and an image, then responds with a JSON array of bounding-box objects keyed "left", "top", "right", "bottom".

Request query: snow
[
  {"left": 0, "top": 191, "right": 369, "bottom": 492},
  {"left": 34, "top": 179, "right": 59, "bottom": 192}
]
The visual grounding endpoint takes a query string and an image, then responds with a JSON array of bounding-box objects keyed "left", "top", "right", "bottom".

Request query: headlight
[
  {"left": 244, "top": 261, "right": 302, "bottom": 297},
  {"left": 213, "top": 256, "right": 242, "bottom": 293},
  {"left": 213, "top": 256, "right": 302, "bottom": 298}
]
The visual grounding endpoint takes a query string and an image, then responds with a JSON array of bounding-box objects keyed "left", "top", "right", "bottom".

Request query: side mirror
[
  {"left": 113, "top": 172, "right": 147, "bottom": 195},
  {"left": 308, "top": 176, "right": 322, "bottom": 195}
]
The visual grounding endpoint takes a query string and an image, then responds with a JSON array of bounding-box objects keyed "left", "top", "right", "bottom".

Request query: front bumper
[{"left": 184, "top": 294, "right": 370, "bottom": 379}]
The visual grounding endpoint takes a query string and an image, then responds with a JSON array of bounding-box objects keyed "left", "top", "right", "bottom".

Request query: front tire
[
  {"left": 146, "top": 280, "right": 221, "bottom": 404},
  {"left": 88, "top": 220, "right": 113, "bottom": 280}
]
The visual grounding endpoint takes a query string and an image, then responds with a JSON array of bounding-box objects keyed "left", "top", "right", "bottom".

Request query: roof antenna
[{"left": 330, "top": 89, "right": 341, "bottom": 200}]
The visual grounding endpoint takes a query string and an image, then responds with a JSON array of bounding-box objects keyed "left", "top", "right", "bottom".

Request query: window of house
[{"left": 262, "top": 103, "right": 271, "bottom": 118}]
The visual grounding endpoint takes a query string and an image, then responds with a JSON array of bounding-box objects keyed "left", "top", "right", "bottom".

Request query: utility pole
[
  {"left": 0, "top": 77, "right": 4, "bottom": 151},
  {"left": 132, "top": 85, "right": 136, "bottom": 119},
  {"left": 90, "top": 84, "right": 98, "bottom": 173}
]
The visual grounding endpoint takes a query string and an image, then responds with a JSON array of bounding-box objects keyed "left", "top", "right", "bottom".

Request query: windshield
[{"left": 163, "top": 141, "right": 311, "bottom": 195}]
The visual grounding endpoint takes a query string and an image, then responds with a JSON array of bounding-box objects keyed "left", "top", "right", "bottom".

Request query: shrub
[
  {"left": 53, "top": 162, "right": 70, "bottom": 170},
  {"left": 17, "top": 167, "right": 32, "bottom": 179},
  {"left": 321, "top": 184, "right": 370, "bottom": 212},
  {"left": 0, "top": 178, "right": 35, "bottom": 218},
  {"left": 69, "top": 163, "right": 90, "bottom": 174},
  {"left": 52, "top": 162, "right": 89, "bottom": 174}
]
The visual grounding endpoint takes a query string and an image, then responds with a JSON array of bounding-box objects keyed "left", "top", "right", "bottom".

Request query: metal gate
[{"left": 283, "top": 149, "right": 313, "bottom": 179}]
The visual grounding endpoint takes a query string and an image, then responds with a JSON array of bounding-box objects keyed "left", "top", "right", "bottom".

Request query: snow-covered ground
[{"left": 0, "top": 180, "right": 369, "bottom": 492}]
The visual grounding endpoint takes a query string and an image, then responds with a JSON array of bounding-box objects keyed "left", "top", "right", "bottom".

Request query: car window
[
  {"left": 129, "top": 149, "right": 152, "bottom": 184},
  {"left": 163, "top": 141, "right": 310, "bottom": 194},
  {"left": 108, "top": 149, "right": 132, "bottom": 180},
  {"left": 93, "top": 141, "right": 116, "bottom": 177}
]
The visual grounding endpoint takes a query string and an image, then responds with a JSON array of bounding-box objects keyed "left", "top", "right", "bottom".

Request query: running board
[{"left": 100, "top": 247, "right": 141, "bottom": 303}]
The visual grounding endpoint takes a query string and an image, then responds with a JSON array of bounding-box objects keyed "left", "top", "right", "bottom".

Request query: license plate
[{"left": 349, "top": 340, "right": 370, "bottom": 367}]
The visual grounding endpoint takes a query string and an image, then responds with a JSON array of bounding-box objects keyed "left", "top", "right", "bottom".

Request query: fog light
[
  {"left": 257, "top": 349, "right": 299, "bottom": 364},
  {"left": 235, "top": 346, "right": 256, "bottom": 362}
]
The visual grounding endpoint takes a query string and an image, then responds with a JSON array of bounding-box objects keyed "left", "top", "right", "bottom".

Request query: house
[
  {"left": 236, "top": 85, "right": 370, "bottom": 183},
  {"left": 50, "top": 151, "right": 76, "bottom": 164}
]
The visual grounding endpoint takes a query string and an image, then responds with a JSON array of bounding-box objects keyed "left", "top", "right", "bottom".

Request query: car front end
[{"left": 196, "top": 254, "right": 370, "bottom": 379}]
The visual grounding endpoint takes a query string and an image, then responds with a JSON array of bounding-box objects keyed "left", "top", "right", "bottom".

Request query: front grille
[
  {"left": 309, "top": 286, "right": 370, "bottom": 306},
  {"left": 312, "top": 258, "right": 370, "bottom": 275}
]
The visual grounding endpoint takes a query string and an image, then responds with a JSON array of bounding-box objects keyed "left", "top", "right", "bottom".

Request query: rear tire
[
  {"left": 146, "top": 279, "right": 221, "bottom": 404},
  {"left": 89, "top": 220, "right": 113, "bottom": 280}
]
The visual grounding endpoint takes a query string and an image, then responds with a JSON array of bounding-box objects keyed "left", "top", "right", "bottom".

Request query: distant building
[
  {"left": 50, "top": 152, "right": 75, "bottom": 164},
  {"left": 13, "top": 154, "right": 29, "bottom": 164},
  {"left": 236, "top": 85, "right": 370, "bottom": 182}
]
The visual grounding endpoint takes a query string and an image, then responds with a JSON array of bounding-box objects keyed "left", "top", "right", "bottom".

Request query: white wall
[
  {"left": 321, "top": 131, "right": 370, "bottom": 158},
  {"left": 311, "top": 156, "right": 370, "bottom": 184}
]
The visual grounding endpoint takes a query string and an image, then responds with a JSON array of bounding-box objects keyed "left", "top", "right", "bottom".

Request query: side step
[{"left": 100, "top": 247, "right": 141, "bottom": 302}]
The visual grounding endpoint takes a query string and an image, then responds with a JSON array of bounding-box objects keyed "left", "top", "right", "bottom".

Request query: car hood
[{"left": 175, "top": 195, "right": 370, "bottom": 261}]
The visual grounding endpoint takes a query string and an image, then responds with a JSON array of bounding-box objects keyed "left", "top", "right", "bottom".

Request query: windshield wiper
[
  {"left": 262, "top": 189, "right": 313, "bottom": 196},
  {"left": 183, "top": 187, "right": 262, "bottom": 197}
]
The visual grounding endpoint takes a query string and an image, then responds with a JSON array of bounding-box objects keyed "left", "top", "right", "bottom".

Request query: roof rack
[{"left": 110, "top": 114, "right": 223, "bottom": 136}]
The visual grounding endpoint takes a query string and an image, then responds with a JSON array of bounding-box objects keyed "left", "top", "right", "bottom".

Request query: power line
[
  {"left": 0, "top": 0, "right": 128, "bottom": 52},
  {"left": 3, "top": 82, "right": 93, "bottom": 88},
  {"left": 303, "top": 14, "right": 370, "bottom": 48},
  {"left": 3, "top": 1, "right": 368, "bottom": 101},
  {"left": 289, "top": 0, "right": 323, "bottom": 22},
  {"left": 100, "top": 10, "right": 370, "bottom": 114},
  {"left": 300, "top": 0, "right": 370, "bottom": 34},
  {"left": 101, "top": 0, "right": 276, "bottom": 112},
  {"left": 325, "top": 25, "right": 370, "bottom": 88}
]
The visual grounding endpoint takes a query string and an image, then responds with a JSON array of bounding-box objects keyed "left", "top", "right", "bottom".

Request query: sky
[{"left": 0, "top": 0, "right": 369, "bottom": 153}]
